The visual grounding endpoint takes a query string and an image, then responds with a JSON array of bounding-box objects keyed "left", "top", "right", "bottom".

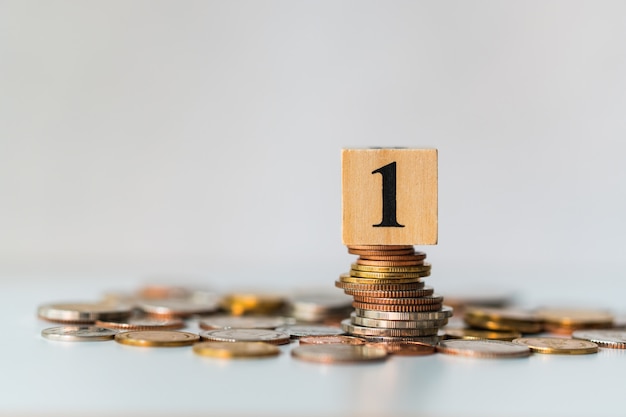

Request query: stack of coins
[{"left": 336, "top": 245, "right": 452, "bottom": 345}]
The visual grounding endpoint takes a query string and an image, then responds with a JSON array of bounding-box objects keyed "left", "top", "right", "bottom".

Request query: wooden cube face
[{"left": 342, "top": 148, "right": 438, "bottom": 245}]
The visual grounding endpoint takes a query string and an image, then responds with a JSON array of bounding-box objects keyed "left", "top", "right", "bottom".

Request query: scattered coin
[
  {"left": 95, "top": 317, "right": 185, "bottom": 331},
  {"left": 41, "top": 326, "right": 118, "bottom": 342},
  {"left": 436, "top": 339, "right": 531, "bottom": 358},
  {"left": 193, "top": 341, "right": 280, "bottom": 358},
  {"left": 287, "top": 291, "right": 352, "bottom": 323},
  {"left": 199, "top": 329, "right": 291, "bottom": 345},
  {"left": 298, "top": 335, "right": 366, "bottom": 345},
  {"left": 137, "top": 284, "right": 191, "bottom": 300},
  {"left": 37, "top": 302, "right": 133, "bottom": 324},
  {"left": 291, "top": 344, "right": 388, "bottom": 363},
  {"left": 221, "top": 293, "right": 286, "bottom": 316},
  {"left": 512, "top": 337, "right": 598, "bottom": 354},
  {"left": 275, "top": 324, "right": 345, "bottom": 339},
  {"left": 535, "top": 308, "right": 614, "bottom": 334},
  {"left": 464, "top": 307, "right": 543, "bottom": 334},
  {"left": 198, "top": 315, "right": 292, "bottom": 330},
  {"left": 572, "top": 329, "right": 626, "bottom": 349},
  {"left": 115, "top": 330, "right": 200, "bottom": 347},
  {"left": 365, "top": 341, "right": 436, "bottom": 356},
  {"left": 443, "top": 328, "right": 522, "bottom": 341},
  {"left": 138, "top": 297, "right": 220, "bottom": 318}
]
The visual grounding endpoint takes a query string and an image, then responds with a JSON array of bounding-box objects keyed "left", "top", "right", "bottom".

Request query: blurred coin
[
  {"left": 464, "top": 307, "right": 543, "bottom": 333},
  {"left": 535, "top": 308, "right": 613, "bottom": 333},
  {"left": 350, "top": 312, "right": 447, "bottom": 329},
  {"left": 342, "top": 319, "right": 438, "bottom": 337},
  {"left": 572, "top": 329, "right": 626, "bottom": 349},
  {"left": 355, "top": 306, "right": 453, "bottom": 321},
  {"left": 298, "top": 335, "right": 366, "bottom": 345},
  {"left": 275, "top": 324, "right": 344, "bottom": 339},
  {"left": 352, "top": 294, "right": 443, "bottom": 305},
  {"left": 137, "top": 284, "right": 191, "bottom": 300},
  {"left": 444, "top": 328, "right": 521, "bottom": 341},
  {"left": 365, "top": 342, "right": 436, "bottom": 356},
  {"left": 437, "top": 339, "right": 531, "bottom": 358},
  {"left": 199, "top": 315, "right": 292, "bottom": 331},
  {"left": 193, "top": 341, "right": 280, "bottom": 358},
  {"left": 41, "top": 326, "right": 117, "bottom": 342},
  {"left": 352, "top": 301, "right": 442, "bottom": 312},
  {"left": 37, "top": 302, "right": 133, "bottom": 324},
  {"left": 115, "top": 330, "right": 199, "bottom": 347},
  {"left": 291, "top": 344, "right": 388, "bottom": 363},
  {"left": 96, "top": 317, "right": 185, "bottom": 331},
  {"left": 199, "top": 329, "right": 290, "bottom": 345},
  {"left": 288, "top": 291, "right": 352, "bottom": 322},
  {"left": 335, "top": 280, "right": 425, "bottom": 291},
  {"left": 139, "top": 297, "right": 220, "bottom": 318},
  {"left": 221, "top": 293, "right": 286, "bottom": 316},
  {"left": 512, "top": 337, "right": 598, "bottom": 354}
]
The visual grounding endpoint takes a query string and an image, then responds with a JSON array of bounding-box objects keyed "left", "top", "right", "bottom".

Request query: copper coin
[
  {"left": 342, "top": 287, "right": 434, "bottom": 298},
  {"left": 365, "top": 342, "right": 436, "bottom": 356},
  {"left": 444, "top": 328, "right": 522, "bottom": 341},
  {"left": 291, "top": 344, "right": 388, "bottom": 363},
  {"left": 137, "top": 284, "right": 191, "bottom": 300},
  {"left": 348, "top": 248, "right": 416, "bottom": 256},
  {"left": 437, "top": 339, "right": 531, "bottom": 358},
  {"left": 335, "top": 280, "right": 425, "bottom": 291},
  {"left": 298, "top": 335, "right": 366, "bottom": 345},
  {"left": 347, "top": 245, "right": 414, "bottom": 251},
  {"left": 340, "top": 274, "right": 424, "bottom": 285},
  {"left": 95, "top": 317, "right": 185, "bottom": 331},
  {"left": 352, "top": 294, "right": 443, "bottom": 305},
  {"left": 352, "top": 301, "right": 443, "bottom": 312},
  {"left": 349, "top": 269, "right": 430, "bottom": 279},
  {"left": 356, "top": 259, "right": 428, "bottom": 267}
]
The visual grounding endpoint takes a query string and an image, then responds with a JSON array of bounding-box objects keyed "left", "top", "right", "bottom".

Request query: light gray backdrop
[{"left": 2, "top": 1, "right": 625, "bottom": 304}]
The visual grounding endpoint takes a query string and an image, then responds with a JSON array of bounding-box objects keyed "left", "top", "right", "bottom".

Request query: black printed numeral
[{"left": 372, "top": 162, "right": 404, "bottom": 228}]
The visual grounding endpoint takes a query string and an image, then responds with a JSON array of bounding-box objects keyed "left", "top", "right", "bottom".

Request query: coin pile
[{"left": 335, "top": 245, "right": 452, "bottom": 344}]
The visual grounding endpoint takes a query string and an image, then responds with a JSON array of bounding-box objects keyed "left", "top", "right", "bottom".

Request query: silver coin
[
  {"left": 139, "top": 297, "right": 220, "bottom": 317},
  {"left": 341, "top": 319, "right": 439, "bottom": 337},
  {"left": 199, "top": 315, "right": 293, "bottom": 330},
  {"left": 275, "top": 324, "right": 344, "bottom": 339},
  {"left": 350, "top": 312, "right": 448, "bottom": 329},
  {"left": 37, "top": 302, "right": 133, "bottom": 323},
  {"left": 41, "top": 326, "right": 118, "bottom": 342},
  {"left": 572, "top": 329, "right": 626, "bottom": 349},
  {"left": 437, "top": 339, "right": 531, "bottom": 358},
  {"left": 354, "top": 305, "right": 453, "bottom": 321},
  {"left": 291, "top": 344, "right": 388, "bottom": 363},
  {"left": 358, "top": 335, "right": 442, "bottom": 345},
  {"left": 199, "top": 329, "right": 291, "bottom": 345}
]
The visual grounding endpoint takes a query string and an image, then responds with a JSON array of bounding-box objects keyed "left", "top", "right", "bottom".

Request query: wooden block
[{"left": 342, "top": 148, "right": 437, "bottom": 245}]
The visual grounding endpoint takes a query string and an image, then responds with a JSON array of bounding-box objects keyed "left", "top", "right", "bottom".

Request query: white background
[{"left": 3, "top": 2, "right": 626, "bottom": 416}]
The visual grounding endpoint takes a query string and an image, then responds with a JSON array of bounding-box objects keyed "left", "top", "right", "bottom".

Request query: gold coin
[
  {"left": 512, "top": 337, "right": 598, "bottom": 354},
  {"left": 437, "top": 339, "right": 531, "bottom": 358},
  {"left": 535, "top": 308, "right": 614, "bottom": 328},
  {"left": 352, "top": 294, "right": 443, "bottom": 305},
  {"left": 464, "top": 307, "right": 544, "bottom": 333},
  {"left": 358, "top": 253, "right": 426, "bottom": 261},
  {"left": 339, "top": 273, "right": 423, "bottom": 285},
  {"left": 444, "top": 328, "right": 522, "bottom": 341},
  {"left": 192, "top": 341, "right": 280, "bottom": 358},
  {"left": 221, "top": 293, "right": 286, "bottom": 316},
  {"left": 352, "top": 301, "right": 442, "bottom": 312},
  {"left": 347, "top": 245, "right": 414, "bottom": 251},
  {"left": 350, "top": 263, "right": 431, "bottom": 273},
  {"left": 114, "top": 330, "right": 200, "bottom": 347},
  {"left": 348, "top": 248, "right": 416, "bottom": 256},
  {"left": 291, "top": 344, "right": 388, "bottom": 363},
  {"left": 334, "top": 280, "right": 425, "bottom": 291}
]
